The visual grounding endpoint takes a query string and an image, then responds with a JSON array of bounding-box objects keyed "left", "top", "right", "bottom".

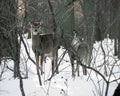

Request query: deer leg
[
  {"left": 55, "top": 49, "right": 58, "bottom": 74},
  {"left": 76, "top": 60, "right": 80, "bottom": 77},
  {"left": 81, "top": 60, "right": 87, "bottom": 75},
  {"left": 51, "top": 57, "right": 54, "bottom": 75},
  {"left": 71, "top": 58, "right": 75, "bottom": 77},
  {"left": 52, "top": 54, "right": 55, "bottom": 75},
  {"left": 39, "top": 54, "right": 44, "bottom": 75},
  {"left": 35, "top": 53, "right": 39, "bottom": 68},
  {"left": 51, "top": 49, "right": 58, "bottom": 75},
  {"left": 52, "top": 56, "right": 55, "bottom": 75},
  {"left": 82, "top": 66, "right": 87, "bottom": 75},
  {"left": 69, "top": 53, "right": 75, "bottom": 77},
  {"left": 35, "top": 52, "right": 42, "bottom": 85}
]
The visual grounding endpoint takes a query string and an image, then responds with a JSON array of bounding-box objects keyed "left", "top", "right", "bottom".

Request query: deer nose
[{"left": 35, "top": 29, "right": 37, "bottom": 32}]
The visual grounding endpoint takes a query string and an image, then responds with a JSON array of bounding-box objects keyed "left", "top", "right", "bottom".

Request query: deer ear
[
  {"left": 34, "top": 22, "right": 41, "bottom": 26},
  {"left": 37, "top": 22, "right": 41, "bottom": 26},
  {"left": 29, "top": 21, "right": 42, "bottom": 26},
  {"left": 40, "top": 21, "right": 43, "bottom": 26}
]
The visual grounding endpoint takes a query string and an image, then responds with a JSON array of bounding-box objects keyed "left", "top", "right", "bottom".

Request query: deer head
[{"left": 30, "top": 21, "right": 43, "bottom": 35}]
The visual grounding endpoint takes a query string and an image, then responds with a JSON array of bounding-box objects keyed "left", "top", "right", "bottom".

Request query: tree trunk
[
  {"left": 55, "top": 0, "right": 75, "bottom": 46},
  {"left": 0, "top": 0, "right": 20, "bottom": 78}
]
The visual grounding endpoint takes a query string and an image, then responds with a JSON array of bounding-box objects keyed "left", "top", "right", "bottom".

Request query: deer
[
  {"left": 30, "top": 21, "right": 58, "bottom": 75},
  {"left": 69, "top": 32, "right": 89, "bottom": 77}
]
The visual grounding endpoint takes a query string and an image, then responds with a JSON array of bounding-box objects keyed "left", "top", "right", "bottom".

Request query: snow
[{"left": 0, "top": 36, "right": 119, "bottom": 96}]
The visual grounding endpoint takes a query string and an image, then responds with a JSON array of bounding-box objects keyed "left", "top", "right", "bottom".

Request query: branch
[{"left": 18, "top": 32, "right": 36, "bottom": 66}]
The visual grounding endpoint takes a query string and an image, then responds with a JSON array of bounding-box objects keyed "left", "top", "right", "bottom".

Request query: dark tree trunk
[
  {"left": 114, "top": 38, "right": 118, "bottom": 56},
  {"left": 110, "top": 0, "right": 120, "bottom": 58},
  {"left": 81, "top": 0, "right": 95, "bottom": 63},
  {"left": 117, "top": 19, "right": 120, "bottom": 58},
  {"left": 0, "top": 0, "right": 20, "bottom": 78}
]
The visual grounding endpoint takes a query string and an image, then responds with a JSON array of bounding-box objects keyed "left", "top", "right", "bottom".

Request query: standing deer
[
  {"left": 30, "top": 21, "right": 58, "bottom": 75},
  {"left": 69, "top": 32, "right": 89, "bottom": 77}
]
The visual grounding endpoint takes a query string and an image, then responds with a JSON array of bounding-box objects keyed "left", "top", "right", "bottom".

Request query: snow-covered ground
[{"left": 0, "top": 36, "right": 119, "bottom": 96}]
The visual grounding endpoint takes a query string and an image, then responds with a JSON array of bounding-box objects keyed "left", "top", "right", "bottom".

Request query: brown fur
[
  {"left": 31, "top": 22, "right": 58, "bottom": 75},
  {"left": 69, "top": 33, "right": 89, "bottom": 77}
]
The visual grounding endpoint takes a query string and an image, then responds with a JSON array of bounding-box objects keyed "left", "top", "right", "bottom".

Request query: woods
[{"left": 0, "top": 0, "right": 120, "bottom": 96}]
